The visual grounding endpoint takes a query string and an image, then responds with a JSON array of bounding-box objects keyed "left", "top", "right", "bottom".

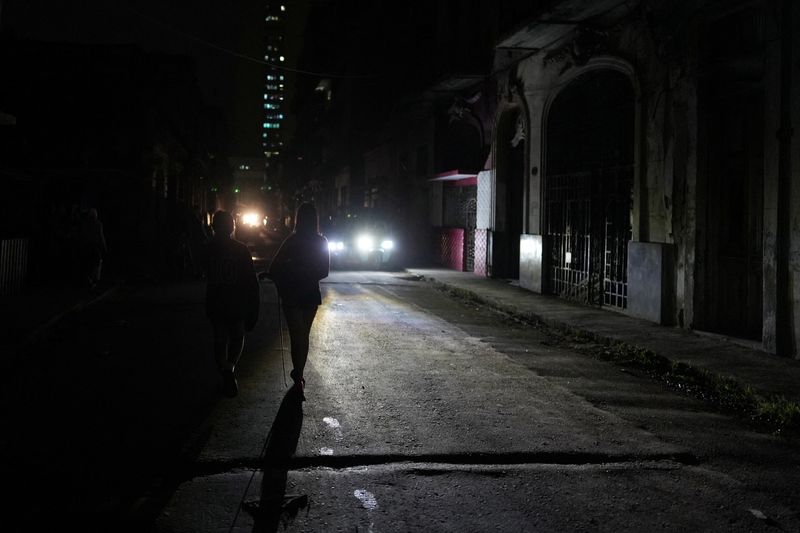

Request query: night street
[
  {"left": 6, "top": 268, "right": 798, "bottom": 531},
  {"left": 3, "top": 0, "right": 800, "bottom": 531},
  {"left": 156, "top": 271, "right": 800, "bottom": 532}
]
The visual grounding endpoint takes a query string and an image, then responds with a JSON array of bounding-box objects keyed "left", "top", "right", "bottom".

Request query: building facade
[
  {"left": 477, "top": 0, "right": 799, "bottom": 357},
  {"left": 263, "top": 2, "right": 288, "bottom": 168}
]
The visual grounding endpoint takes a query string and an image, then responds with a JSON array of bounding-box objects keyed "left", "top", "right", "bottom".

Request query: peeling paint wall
[{"left": 494, "top": 0, "right": 800, "bottom": 355}]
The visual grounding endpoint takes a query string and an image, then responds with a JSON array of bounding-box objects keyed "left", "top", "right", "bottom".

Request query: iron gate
[
  {"left": 443, "top": 184, "right": 477, "bottom": 271},
  {"left": 464, "top": 197, "right": 477, "bottom": 271},
  {"left": 545, "top": 165, "right": 632, "bottom": 309}
]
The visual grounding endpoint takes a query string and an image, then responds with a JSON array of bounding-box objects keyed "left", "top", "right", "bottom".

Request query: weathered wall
[
  {"left": 505, "top": 5, "right": 692, "bottom": 325},
  {"left": 494, "top": 0, "right": 800, "bottom": 356},
  {"left": 787, "top": 0, "right": 800, "bottom": 357},
  {"left": 762, "top": 8, "right": 783, "bottom": 353}
]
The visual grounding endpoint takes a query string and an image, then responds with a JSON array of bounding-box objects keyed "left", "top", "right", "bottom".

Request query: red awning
[{"left": 428, "top": 170, "right": 477, "bottom": 186}]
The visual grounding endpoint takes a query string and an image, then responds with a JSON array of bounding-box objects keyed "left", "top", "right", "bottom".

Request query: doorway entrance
[
  {"left": 493, "top": 109, "right": 525, "bottom": 279},
  {"left": 544, "top": 70, "right": 634, "bottom": 309},
  {"left": 698, "top": 9, "right": 765, "bottom": 340}
]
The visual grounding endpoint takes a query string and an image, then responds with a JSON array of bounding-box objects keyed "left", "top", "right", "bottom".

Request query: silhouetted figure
[
  {"left": 268, "top": 202, "right": 329, "bottom": 400},
  {"left": 78, "top": 207, "right": 107, "bottom": 290},
  {"left": 203, "top": 210, "right": 260, "bottom": 397}
]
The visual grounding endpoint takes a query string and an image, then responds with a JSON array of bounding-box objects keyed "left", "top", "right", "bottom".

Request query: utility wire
[{"left": 122, "top": 5, "right": 380, "bottom": 79}]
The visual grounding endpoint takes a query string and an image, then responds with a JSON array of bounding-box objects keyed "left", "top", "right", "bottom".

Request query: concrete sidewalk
[{"left": 407, "top": 268, "right": 800, "bottom": 407}]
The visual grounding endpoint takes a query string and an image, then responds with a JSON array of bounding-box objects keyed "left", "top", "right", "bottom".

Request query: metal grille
[
  {"left": 474, "top": 229, "right": 488, "bottom": 276},
  {"left": 0, "top": 238, "right": 29, "bottom": 296},
  {"left": 439, "top": 228, "right": 465, "bottom": 271},
  {"left": 464, "top": 197, "right": 477, "bottom": 271},
  {"left": 476, "top": 171, "right": 492, "bottom": 230},
  {"left": 443, "top": 185, "right": 477, "bottom": 272},
  {"left": 605, "top": 166, "right": 633, "bottom": 308},
  {"left": 603, "top": 188, "right": 631, "bottom": 308},
  {"left": 545, "top": 166, "right": 632, "bottom": 309},
  {"left": 546, "top": 171, "right": 594, "bottom": 303},
  {"left": 442, "top": 186, "right": 462, "bottom": 227}
]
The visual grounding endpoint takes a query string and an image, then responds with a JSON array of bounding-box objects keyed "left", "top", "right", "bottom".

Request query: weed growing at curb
[
  {"left": 579, "top": 340, "right": 800, "bottom": 438},
  {"left": 429, "top": 278, "right": 800, "bottom": 439}
]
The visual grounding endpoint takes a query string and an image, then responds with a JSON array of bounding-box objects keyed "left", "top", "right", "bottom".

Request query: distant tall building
[{"left": 263, "top": 2, "right": 287, "bottom": 168}]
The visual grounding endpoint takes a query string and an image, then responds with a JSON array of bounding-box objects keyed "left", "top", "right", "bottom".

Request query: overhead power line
[{"left": 123, "top": 6, "right": 380, "bottom": 80}]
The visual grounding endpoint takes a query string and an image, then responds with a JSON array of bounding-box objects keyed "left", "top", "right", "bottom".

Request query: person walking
[
  {"left": 203, "top": 210, "right": 260, "bottom": 398},
  {"left": 268, "top": 202, "right": 329, "bottom": 400}
]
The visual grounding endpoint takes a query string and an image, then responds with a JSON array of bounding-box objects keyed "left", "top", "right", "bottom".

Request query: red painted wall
[{"left": 439, "top": 228, "right": 465, "bottom": 271}]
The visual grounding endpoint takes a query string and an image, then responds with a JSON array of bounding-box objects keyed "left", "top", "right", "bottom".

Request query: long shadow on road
[{"left": 243, "top": 386, "right": 306, "bottom": 533}]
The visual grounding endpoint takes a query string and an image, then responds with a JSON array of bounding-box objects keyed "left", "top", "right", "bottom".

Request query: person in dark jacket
[
  {"left": 204, "top": 210, "right": 260, "bottom": 397},
  {"left": 268, "top": 202, "right": 329, "bottom": 400}
]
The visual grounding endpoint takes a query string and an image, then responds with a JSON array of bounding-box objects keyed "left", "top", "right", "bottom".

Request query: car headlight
[
  {"left": 241, "top": 212, "right": 261, "bottom": 227},
  {"left": 328, "top": 241, "right": 344, "bottom": 252},
  {"left": 356, "top": 234, "right": 374, "bottom": 252},
  {"left": 381, "top": 239, "right": 394, "bottom": 250}
]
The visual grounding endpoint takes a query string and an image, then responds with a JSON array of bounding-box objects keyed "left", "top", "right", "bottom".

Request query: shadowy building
[
  {"left": 289, "top": 0, "right": 800, "bottom": 358},
  {"left": 481, "top": 0, "right": 799, "bottom": 358},
  {"left": 0, "top": 40, "right": 228, "bottom": 284}
]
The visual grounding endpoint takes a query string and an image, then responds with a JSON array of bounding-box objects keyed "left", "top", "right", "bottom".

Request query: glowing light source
[
  {"left": 242, "top": 212, "right": 261, "bottom": 226},
  {"left": 356, "top": 234, "right": 374, "bottom": 252},
  {"left": 381, "top": 240, "right": 394, "bottom": 250}
]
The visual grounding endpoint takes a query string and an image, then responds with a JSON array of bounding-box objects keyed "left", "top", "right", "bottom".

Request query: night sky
[{"left": 1, "top": 0, "right": 310, "bottom": 155}]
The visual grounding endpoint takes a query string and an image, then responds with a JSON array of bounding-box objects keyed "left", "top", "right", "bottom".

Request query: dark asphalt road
[{"left": 3, "top": 263, "right": 800, "bottom": 532}]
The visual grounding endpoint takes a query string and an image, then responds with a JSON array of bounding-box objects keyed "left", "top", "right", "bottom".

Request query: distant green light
[{"left": 234, "top": 188, "right": 240, "bottom": 193}]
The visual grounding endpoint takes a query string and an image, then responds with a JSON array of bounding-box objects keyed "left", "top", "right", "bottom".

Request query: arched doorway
[
  {"left": 544, "top": 69, "right": 634, "bottom": 308},
  {"left": 493, "top": 108, "right": 526, "bottom": 279}
]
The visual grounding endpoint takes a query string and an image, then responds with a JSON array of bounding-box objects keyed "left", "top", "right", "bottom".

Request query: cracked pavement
[{"left": 154, "top": 271, "right": 800, "bottom": 532}]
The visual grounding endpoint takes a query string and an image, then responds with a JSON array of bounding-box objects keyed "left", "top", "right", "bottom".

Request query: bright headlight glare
[
  {"left": 381, "top": 239, "right": 394, "bottom": 250},
  {"left": 242, "top": 212, "right": 261, "bottom": 226},
  {"left": 328, "top": 241, "right": 344, "bottom": 252},
  {"left": 356, "top": 234, "right": 374, "bottom": 252}
]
